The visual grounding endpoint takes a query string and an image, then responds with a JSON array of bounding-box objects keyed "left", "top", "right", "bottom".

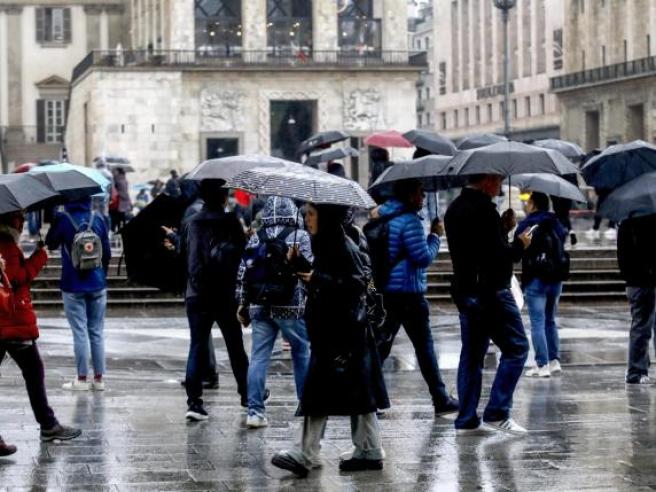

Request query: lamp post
[{"left": 493, "top": 0, "right": 516, "bottom": 139}]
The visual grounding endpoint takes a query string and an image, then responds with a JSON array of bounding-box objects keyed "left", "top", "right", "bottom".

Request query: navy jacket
[{"left": 45, "top": 200, "right": 111, "bottom": 293}]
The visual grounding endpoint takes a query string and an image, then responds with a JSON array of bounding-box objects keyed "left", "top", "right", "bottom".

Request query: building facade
[
  {"left": 409, "top": 3, "right": 434, "bottom": 129},
  {"left": 0, "top": 0, "right": 127, "bottom": 172},
  {"left": 551, "top": 0, "right": 656, "bottom": 151},
  {"left": 433, "top": 0, "right": 564, "bottom": 141},
  {"left": 66, "top": 0, "right": 424, "bottom": 186}
]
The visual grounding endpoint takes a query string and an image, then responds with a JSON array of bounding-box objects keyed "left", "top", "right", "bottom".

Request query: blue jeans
[
  {"left": 247, "top": 317, "right": 310, "bottom": 415},
  {"left": 454, "top": 289, "right": 529, "bottom": 429},
  {"left": 626, "top": 287, "right": 656, "bottom": 382},
  {"left": 62, "top": 289, "right": 107, "bottom": 377},
  {"left": 525, "top": 279, "right": 563, "bottom": 367}
]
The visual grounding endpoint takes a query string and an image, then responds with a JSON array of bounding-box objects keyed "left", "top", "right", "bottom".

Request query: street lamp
[{"left": 493, "top": 0, "right": 516, "bottom": 138}]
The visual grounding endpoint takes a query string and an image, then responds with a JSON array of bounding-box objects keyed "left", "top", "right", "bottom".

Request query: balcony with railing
[{"left": 551, "top": 55, "right": 656, "bottom": 92}]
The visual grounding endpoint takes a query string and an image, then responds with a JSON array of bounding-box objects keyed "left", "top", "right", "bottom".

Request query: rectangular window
[
  {"left": 37, "top": 98, "right": 66, "bottom": 143},
  {"left": 465, "top": 108, "right": 469, "bottom": 127},
  {"left": 553, "top": 29, "right": 563, "bottom": 70},
  {"left": 648, "top": 35, "right": 651, "bottom": 57},
  {"left": 487, "top": 103, "right": 493, "bottom": 122},
  {"left": 512, "top": 99, "right": 518, "bottom": 119},
  {"left": 454, "top": 109, "right": 459, "bottom": 128},
  {"left": 438, "top": 62, "right": 447, "bottom": 95},
  {"left": 624, "top": 40, "right": 628, "bottom": 61},
  {"left": 525, "top": 96, "right": 531, "bottom": 117},
  {"left": 602, "top": 45, "right": 606, "bottom": 65},
  {"left": 476, "top": 106, "right": 481, "bottom": 124},
  {"left": 499, "top": 101, "right": 505, "bottom": 121},
  {"left": 580, "top": 0, "right": 584, "bottom": 14},
  {"left": 540, "top": 94, "right": 545, "bottom": 115},
  {"left": 441, "top": 112, "right": 447, "bottom": 130},
  {"left": 582, "top": 50, "right": 586, "bottom": 70},
  {"left": 36, "top": 7, "right": 71, "bottom": 43}
]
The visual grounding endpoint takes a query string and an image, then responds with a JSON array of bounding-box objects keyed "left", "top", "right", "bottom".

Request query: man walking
[
  {"left": 236, "top": 196, "right": 312, "bottom": 428},
  {"left": 373, "top": 179, "right": 458, "bottom": 416},
  {"left": 444, "top": 174, "right": 532, "bottom": 435},
  {"left": 46, "top": 198, "right": 111, "bottom": 391},
  {"left": 181, "top": 180, "right": 249, "bottom": 420},
  {"left": 617, "top": 214, "right": 656, "bottom": 385}
]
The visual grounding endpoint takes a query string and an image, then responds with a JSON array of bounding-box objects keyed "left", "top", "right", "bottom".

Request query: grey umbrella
[
  {"left": 582, "top": 140, "right": 656, "bottom": 190},
  {"left": 369, "top": 155, "right": 466, "bottom": 192},
  {"left": 598, "top": 171, "right": 656, "bottom": 222},
  {"left": 298, "top": 131, "right": 350, "bottom": 155},
  {"left": 186, "top": 154, "right": 296, "bottom": 181},
  {"left": 226, "top": 164, "right": 376, "bottom": 209},
  {"left": 0, "top": 174, "right": 59, "bottom": 215},
  {"left": 402, "top": 130, "right": 457, "bottom": 156},
  {"left": 533, "top": 139, "right": 585, "bottom": 160},
  {"left": 456, "top": 133, "right": 507, "bottom": 150},
  {"left": 305, "top": 147, "right": 359, "bottom": 167},
  {"left": 504, "top": 173, "right": 586, "bottom": 202}
]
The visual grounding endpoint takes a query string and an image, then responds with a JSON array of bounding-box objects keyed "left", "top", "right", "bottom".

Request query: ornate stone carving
[
  {"left": 343, "top": 89, "right": 382, "bottom": 132},
  {"left": 200, "top": 89, "right": 244, "bottom": 132}
]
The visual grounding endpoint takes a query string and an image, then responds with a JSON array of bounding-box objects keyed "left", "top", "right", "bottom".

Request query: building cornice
[{"left": 0, "top": 0, "right": 124, "bottom": 10}]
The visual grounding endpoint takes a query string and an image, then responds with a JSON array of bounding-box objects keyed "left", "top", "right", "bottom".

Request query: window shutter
[
  {"left": 35, "top": 8, "right": 45, "bottom": 42},
  {"left": 36, "top": 100, "right": 46, "bottom": 143},
  {"left": 63, "top": 8, "right": 72, "bottom": 43}
]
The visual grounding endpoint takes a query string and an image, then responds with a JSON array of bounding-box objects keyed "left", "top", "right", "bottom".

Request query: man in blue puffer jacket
[{"left": 376, "top": 179, "right": 459, "bottom": 416}]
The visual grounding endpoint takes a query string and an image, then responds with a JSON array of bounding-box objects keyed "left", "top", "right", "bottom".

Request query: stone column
[
  {"left": 243, "top": 0, "right": 267, "bottom": 61},
  {"left": 6, "top": 6, "right": 22, "bottom": 126},
  {"left": 313, "top": 1, "right": 338, "bottom": 62},
  {"left": 85, "top": 6, "right": 102, "bottom": 51},
  {"left": 382, "top": 0, "right": 408, "bottom": 54},
  {"left": 168, "top": 0, "right": 194, "bottom": 50},
  {"left": 100, "top": 9, "right": 110, "bottom": 50}
]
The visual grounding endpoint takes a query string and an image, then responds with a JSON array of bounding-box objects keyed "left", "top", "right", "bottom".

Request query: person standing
[
  {"left": 617, "top": 214, "right": 656, "bottom": 384},
  {"left": 0, "top": 212, "right": 81, "bottom": 443},
  {"left": 515, "top": 192, "right": 569, "bottom": 378},
  {"left": 444, "top": 174, "right": 532, "bottom": 435},
  {"left": 111, "top": 167, "right": 132, "bottom": 232},
  {"left": 272, "top": 204, "right": 389, "bottom": 477},
  {"left": 373, "top": 179, "right": 458, "bottom": 416},
  {"left": 181, "top": 180, "right": 249, "bottom": 421},
  {"left": 236, "top": 197, "right": 312, "bottom": 428},
  {"left": 46, "top": 199, "right": 112, "bottom": 391},
  {"left": 164, "top": 170, "right": 182, "bottom": 198}
]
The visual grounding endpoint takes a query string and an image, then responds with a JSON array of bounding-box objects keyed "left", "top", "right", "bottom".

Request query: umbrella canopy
[
  {"left": 598, "top": 171, "right": 656, "bottom": 222},
  {"left": 364, "top": 131, "right": 413, "bottom": 149},
  {"left": 581, "top": 140, "right": 656, "bottom": 189},
  {"left": 369, "top": 155, "right": 466, "bottom": 192},
  {"left": 402, "top": 130, "right": 457, "bottom": 156},
  {"left": 0, "top": 174, "right": 59, "bottom": 215},
  {"left": 186, "top": 154, "right": 295, "bottom": 181},
  {"left": 533, "top": 139, "right": 585, "bottom": 160},
  {"left": 298, "top": 130, "right": 349, "bottom": 155},
  {"left": 504, "top": 173, "right": 586, "bottom": 202},
  {"left": 29, "top": 163, "right": 106, "bottom": 201},
  {"left": 305, "top": 147, "right": 359, "bottom": 167},
  {"left": 456, "top": 133, "right": 507, "bottom": 150},
  {"left": 226, "top": 164, "right": 376, "bottom": 208},
  {"left": 443, "top": 141, "right": 579, "bottom": 177}
]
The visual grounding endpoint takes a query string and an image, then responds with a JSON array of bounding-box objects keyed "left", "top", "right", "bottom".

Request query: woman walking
[{"left": 272, "top": 203, "right": 389, "bottom": 477}]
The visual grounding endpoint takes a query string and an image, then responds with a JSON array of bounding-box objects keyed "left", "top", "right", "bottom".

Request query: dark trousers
[
  {"left": 552, "top": 197, "right": 573, "bottom": 232},
  {"left": 626, "top": 287, "right": 656, "bottom": 382},
  {"left": 378, "top": 292, "right": 450, "bottom": 406},
  {"left": 454, "top": 289, "right": 529, "bottom": 429},
  {"left": 0, "top": 342, "right": 58, "bottom": 430},
  {"left": 185, "top": 296, "right": 249, "bottom": 407}
]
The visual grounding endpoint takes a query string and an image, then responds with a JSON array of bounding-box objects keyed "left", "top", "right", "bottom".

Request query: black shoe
[
  {"left": 434, "top": 396, "right": 459, "bottom": 417},
  {"left": 186, "top": 404, "right": 209, "bottom": 422},
  {"left": 40, "top": 424, "right": 82, "bottom": 442},
  {"left": 203, "top": 379, "right": 219, "bottom": 390},
  {"left": 271, "top": 452, "right": 309, "bottom": 478},
  {"left": 339, "top": 457, "right": 383, "bottom": 472},
  {"left": 0, "top": 437, "right": 17, "bottom": 456},
  {"left": 570, "top": 233, "right": 578, "bottom": 246},
  {"left": 241, "top": 388, "right": 270, "bottom": 408}
]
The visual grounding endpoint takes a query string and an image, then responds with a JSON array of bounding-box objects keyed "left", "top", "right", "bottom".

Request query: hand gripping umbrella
[{"left": 582, "top": 140, "right": 656, "bottom": 190}]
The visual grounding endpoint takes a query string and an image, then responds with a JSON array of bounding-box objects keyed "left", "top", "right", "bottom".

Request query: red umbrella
[
  {"left": 364, "top": 131, "right": 413, "bottom": 149},
  {"left": 13, "top": 162, "right": 36, "bottom": 173}
]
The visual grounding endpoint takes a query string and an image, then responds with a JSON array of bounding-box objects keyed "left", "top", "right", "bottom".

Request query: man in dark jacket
[
  {"left": 46, "top": 199, "right": 112, "bottom": 391},
  {"left": 375, "top": 179, "right": 458, "bottom": 415},
  {"left": 444, "top": 174, "right": 532, "bottom": 435},
  {"left": 617, "top": 214, "right": 656, "bottom": 384},
  {"left": 181, "top": 180, "right": 249, "bottom": 421}
]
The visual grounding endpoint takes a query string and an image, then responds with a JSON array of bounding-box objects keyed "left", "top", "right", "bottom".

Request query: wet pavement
[{"left": 1, "top": 306, "right": 656, "bottom": 491}]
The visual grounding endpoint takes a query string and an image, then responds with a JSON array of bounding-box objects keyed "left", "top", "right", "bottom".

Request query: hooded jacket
[
  {"left": 377, "top": 198, "right": 440, "bottom": 294},
  {"left": 236, "top": 196, "right": 313, "bottom": 320},
  {"left": 45, "top": 200, "right": 112, "bottom": 293}
]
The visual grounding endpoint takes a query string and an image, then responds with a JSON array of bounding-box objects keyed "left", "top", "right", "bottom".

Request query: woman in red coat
[{"left": 0, "top": 211, "right": 81, "bottom": 446}]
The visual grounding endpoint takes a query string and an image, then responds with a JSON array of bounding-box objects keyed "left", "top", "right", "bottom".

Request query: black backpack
[
  {"left": 203, "top": 224, "right": 242, "bottom": 291},
  {"left": 244, "top": 227, "right": 296, "bottom": 306},
  {"left": 363, "top": 213, "right": 403, "bottom": 290},
  {"left": 525, "top": 221, "right": 571, "bottom": 282}
]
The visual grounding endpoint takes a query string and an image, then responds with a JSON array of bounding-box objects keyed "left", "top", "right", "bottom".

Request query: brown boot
[{"left": 0, "top": 436, "right": 17, "bottom": 457}]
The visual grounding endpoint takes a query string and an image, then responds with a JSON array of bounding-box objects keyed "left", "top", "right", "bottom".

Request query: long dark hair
[{"left": 309, "top": 203, "right": 350, "bottom": 257}]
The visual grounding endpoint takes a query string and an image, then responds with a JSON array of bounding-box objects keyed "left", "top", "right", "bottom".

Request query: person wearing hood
[
  {"left": 46, "top": 199, "right": 112, "bottom": 391},
  {"left": 236, "top": 196, "right": 312, "bottom": 428},
  {"left": 0, "top": 211, "right": 82, "bottom": 444},
  {"left": 515, "top": 192, "right": 569, "bottom": 379}
]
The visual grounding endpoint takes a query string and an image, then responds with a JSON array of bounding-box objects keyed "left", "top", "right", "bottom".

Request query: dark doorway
[
  {"left": 270, "top": 100, "right": 316, "bottom": 161},
  {"left": 206, "top": 137, "right": 239, "bottom": 159}
]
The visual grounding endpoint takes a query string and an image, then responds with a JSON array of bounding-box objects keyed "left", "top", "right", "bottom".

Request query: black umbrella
[
  {"left": 29, "top": 168, "right": 102, "bottom": 202},
  {"left": 186, "top": 154, "right": 294, "bottom": 181},
  {"left": 533, "top": 139, "right": 585, "bottom": 160},
  {"left": 504, "top": 173, "right": 586, "bottom": 202},
  {"left": 403, "top": 130, "right": 457, "bottom": 156},
  {"left": 369, "top": 155, "right": 465, "bottom": 192},
  {"left": 456, "top": 133, "right": 507, "bottom": 150},
  {"left": 598, "top": 171, "right": 656, "bottom": 222},
  {"left": 297, "top": 130, "right": 349, "bottom": 155},
  {"left": 305, "top": 147, "right": 359, "bottom": 167},
  {"left": 0, "top": 174, "right": 59, "bottom": 215},
  {"left": 582, "top": 140, "right": 656, "bottom": 189}
]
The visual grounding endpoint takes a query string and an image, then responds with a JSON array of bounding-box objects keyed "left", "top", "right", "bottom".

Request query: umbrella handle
[
  {"left": 508, "top": 176, "right": 512, "bottom": 210},
  {"left": 293, "top": 206, "right": 301, "bottom": 244}
]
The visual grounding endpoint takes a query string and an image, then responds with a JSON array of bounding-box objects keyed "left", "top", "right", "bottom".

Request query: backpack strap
[
  {"left": 86, "top": 212, "right": 96, "bottom": 232},
  {"left": 61, "top": 211, "right": 79, "bottom": 231}
]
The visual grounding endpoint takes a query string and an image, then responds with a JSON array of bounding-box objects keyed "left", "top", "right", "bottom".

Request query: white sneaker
[
  {"left": 246, "top": 413, "right": 269, "bottom": 428},
  {"left": 455, "top": 423, "right": 497, "bottom": 436},
  {"left": 91, "top": 380, "right": 105, "bottom": 391},
  {"left": 525, "top": 365, "right": 551, "bottom": 378},
  {"left": 604, "top": 228, "right": 617, "bottom": 240},
  {"left": 584, "top": 228, "right": 600, "bottom": 240},
  {"left": 62, "top": 379, "right": 90, "bottom": 391},
  {"left": 627, "top": 375, "right": 653, "bottom": 385},
  {"left": 549, "top": 359, "right": 562, "bottom": 374},
  {"left": 484, "top": 418, "right": 528, "bottom": 435}
]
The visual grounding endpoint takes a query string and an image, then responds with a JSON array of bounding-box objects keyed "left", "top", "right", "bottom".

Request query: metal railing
[
  {"left": 551, "top": 55, "right": 656, "bottom": 91},
  {"left": 71, "top": 49, "right": 428, "bottom": 83}
]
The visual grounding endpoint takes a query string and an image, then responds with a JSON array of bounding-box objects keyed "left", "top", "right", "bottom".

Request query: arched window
[
  {"left": 266, "top": 0, "right": 312, "bottom": 53},
  {"left": 195, "top": 0, "right": 242, "bottom": 56},
  {"left": 338, "top": 0, "right": 382, "bottom": 55}
]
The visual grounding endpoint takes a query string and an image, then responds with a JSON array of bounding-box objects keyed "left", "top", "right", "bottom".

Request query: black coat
[
  {"left": 298, "top": 232, "right": 390, "bottom": 416},
  {"left": 617, "top": 214, "right": 656, "bottom": 288}
]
